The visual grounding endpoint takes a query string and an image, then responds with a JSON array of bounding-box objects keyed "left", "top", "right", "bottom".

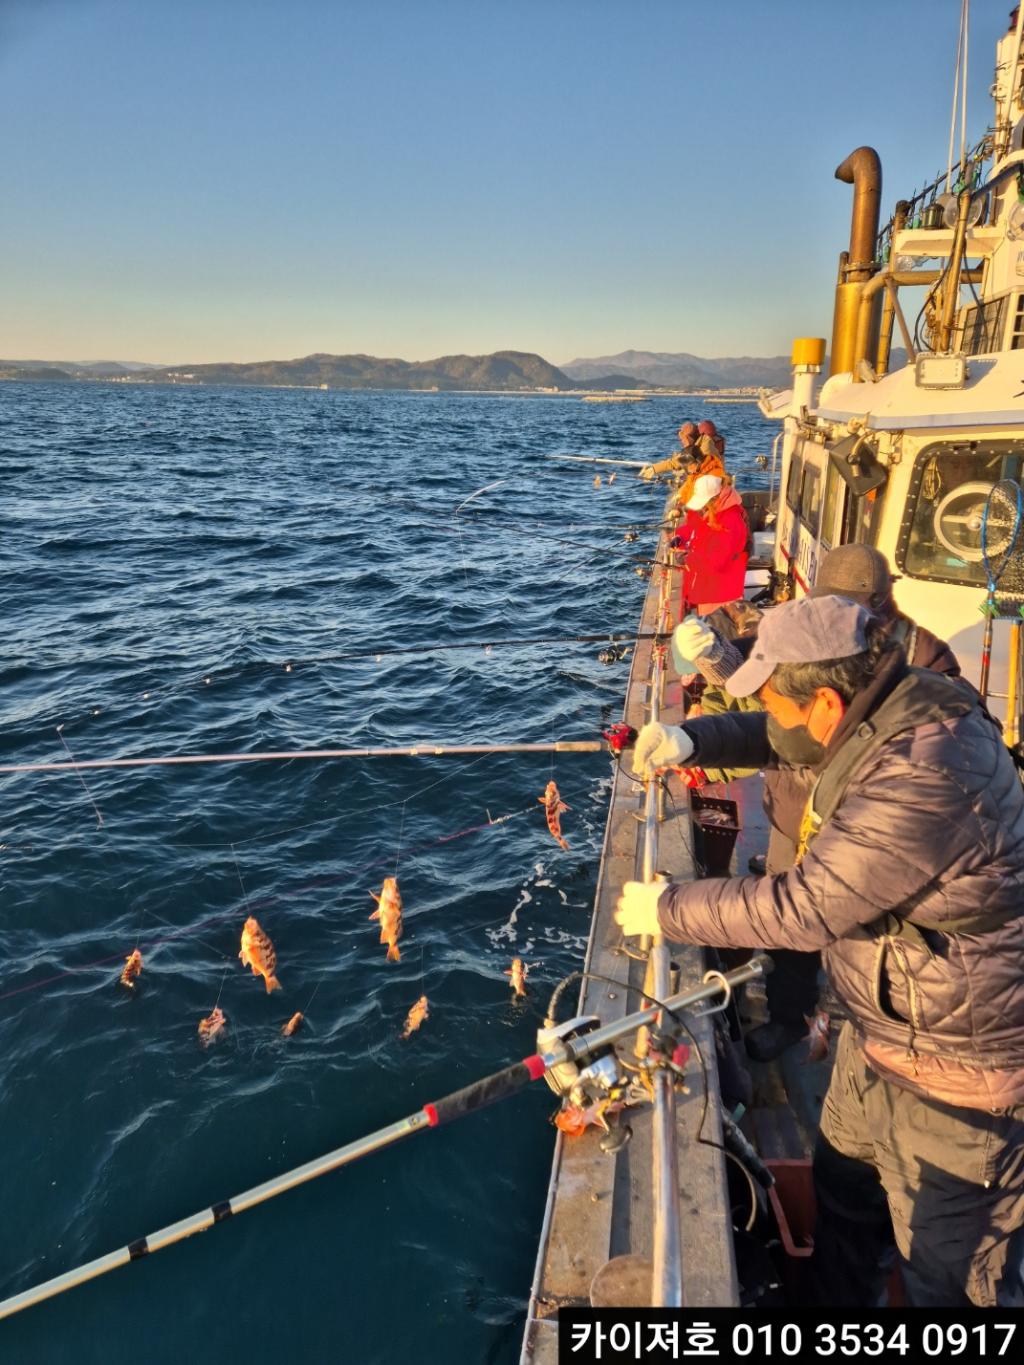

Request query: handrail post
[{"left": 644, "top": 534, "right": 683, "bottom": 1307}]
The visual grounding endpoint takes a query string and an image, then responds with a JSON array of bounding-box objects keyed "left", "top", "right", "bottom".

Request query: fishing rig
[
  {"left": 0, "top": 954, "right": 768, "bottom": 1321},
  {"left": 0, "top": 477, "right": 726, "bottom": 1319}
]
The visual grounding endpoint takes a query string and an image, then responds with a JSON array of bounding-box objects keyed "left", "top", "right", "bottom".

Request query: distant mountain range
[
  {"left": 0, "top": 358, "right": 162, "bottom": 380},
  {"left": 560, "top": 349, "right": 800, "bottom": 389},
  {"left": 1, "top": 347, "right": 893, "bottom": 392}
]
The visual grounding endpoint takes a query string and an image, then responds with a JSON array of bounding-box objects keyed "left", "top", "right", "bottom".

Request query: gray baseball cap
[{"left": 726, "top": 595, "right": 873, "bottom": 697}]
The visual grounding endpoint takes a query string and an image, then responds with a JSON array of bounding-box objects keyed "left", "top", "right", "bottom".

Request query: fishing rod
[
  {"left": 546, "top": 455, "right": 649, "bottom": 468},
  {"left": 299, "top": 629, "right": 664, "bottom": 665},
  {"left": 0, "top": 954, "right": 770, "bottom": 1323},
  {"left": 0, "top": 738, "right": 609, "bottom": 778}
]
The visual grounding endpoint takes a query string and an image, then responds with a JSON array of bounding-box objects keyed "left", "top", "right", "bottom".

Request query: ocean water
[{"left": 0, "top": 384, "right": 772, "bottom": 1364}]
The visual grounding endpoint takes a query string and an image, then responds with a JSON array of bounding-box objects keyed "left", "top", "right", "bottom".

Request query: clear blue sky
[{"left": 0, "top": 0, "right": 1009, "bottom": 365}]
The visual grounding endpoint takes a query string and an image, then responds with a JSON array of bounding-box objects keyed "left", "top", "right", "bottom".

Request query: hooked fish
[
  {"left": 539, "top": 780, "right": 570, "bottom": 850},
  {"left": 608, "top": 472, "right": 617, "bottom": 485},
  {"left": 239, "top": 916, "right": 281, "bottom": 993},
  {"left": 593, "top": 475, "right": 602, "bottom": 488},
  {"left": 198, "top": 1006, "right": 227, "bottom": 1048},
  {"left": 505, "top": 957, "right": 528, "bottom": 997},
  {"left": 281, "top": 1012, "right": 304, "bottom": 1037},
  {"left": 401, "top": 995, "right": 429, "bottom": 1040},
  {"left": 119, "top": 948, "right": 142, "bottom": 989},
  {"left": 369, "top": 876, "right": 403, "bottom": 962},
  {"left": 804, "top": 1011, "right": 831, "bottom": 1064}
]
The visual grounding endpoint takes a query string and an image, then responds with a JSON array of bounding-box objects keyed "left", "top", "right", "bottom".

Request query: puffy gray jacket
[{"left": 661, "top": 665, "right": 1024, "bottom": 1101}]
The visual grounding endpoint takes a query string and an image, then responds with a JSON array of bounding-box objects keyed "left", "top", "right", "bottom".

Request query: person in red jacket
[{"left": 673, "top": 474, "right": 749, "bottom": 615}]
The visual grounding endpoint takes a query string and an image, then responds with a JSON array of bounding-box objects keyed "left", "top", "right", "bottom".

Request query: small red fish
[
  {"left": 239, "top": 916, "right": 281, "bottom": 993},
  {"left": 401, "top": 995, "right": 429, "bottom": 1040},
  {"left": 369, "top": 876, "right": 403, "bottom": 962},
  {"left": 505, "top": 958, "right": 528, "bottom": 997},
  {"left": 539, "top": 780, "right": 570, "bottom": 850},
  {"left": 281, "top": 1012, "right": 304, "bottom": 1037},
  {"left": 198, "top": 1006, "right": 227, "bottom": 1048},
  {"left": 119, "top": 949, "right": 142, "bottom": 989},
  {"left": 804, "top": 1011, "right": 831, "bottom": 1064}
]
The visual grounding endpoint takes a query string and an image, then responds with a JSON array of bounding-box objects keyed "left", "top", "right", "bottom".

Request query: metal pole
[
  {"left": 642, "top": 529, "right": 683, "bottom": 1308},
  {"left": 0, "top": 740, "right": 604, "bottom": 778}
]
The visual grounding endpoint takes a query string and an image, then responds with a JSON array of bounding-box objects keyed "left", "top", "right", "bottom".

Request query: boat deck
[
  {"left": 521, "top": 534, "right": 842, "bottom": 1356},
  {"left": 520, "top": 565, "right": 738, "bottom": 1363}
]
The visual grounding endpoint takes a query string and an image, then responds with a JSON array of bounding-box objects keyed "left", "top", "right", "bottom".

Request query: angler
[{"left": 619, "top": 594, "right": 1024, "bottom": 1308}]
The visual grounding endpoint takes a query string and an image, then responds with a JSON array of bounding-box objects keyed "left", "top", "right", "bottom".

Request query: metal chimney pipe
[{"left": 830, "top": 147, "right": 883, "bottom": 376}]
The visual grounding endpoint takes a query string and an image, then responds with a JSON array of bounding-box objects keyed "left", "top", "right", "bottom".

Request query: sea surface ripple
[{"left": 0, "top": 384, "right": 771, "bottom": 1364}]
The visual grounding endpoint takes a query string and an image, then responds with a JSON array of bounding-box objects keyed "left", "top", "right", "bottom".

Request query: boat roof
[{"left": 814, "top": 353, "right": 1024, "bottom": 432}]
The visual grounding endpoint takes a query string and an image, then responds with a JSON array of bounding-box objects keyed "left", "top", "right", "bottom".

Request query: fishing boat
[{"left": 522, "top": 6, "right": 1024, "bottom": 1348}]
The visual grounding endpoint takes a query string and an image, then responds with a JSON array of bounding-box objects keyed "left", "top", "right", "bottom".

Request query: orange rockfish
[
  {"left": 369, "top": 877, "right": 403, "bottom": 962},
  {"left": 505, "top": 957, "right": 528, "bottom": 997},
  {"left": 400, "top": 995, "right": 429, "bottom": 1040},
  {"left": 281, "top": 1011, "right": 304, "bottom": 1037},
  {"left": 539, "top": 780, "right": 570, "bottom": 850},
  {"left": 804, "top": 1012, "right": 831, "bottom": 1064},
  {"left": 239, "top": 916, "right": 281, "bottom": 993},
  {"left": 198, "top": 1006, "right": 227, "bottom": 1048},
  {"left": 119, "top": 949, "right": 143, "bottom": 989}
]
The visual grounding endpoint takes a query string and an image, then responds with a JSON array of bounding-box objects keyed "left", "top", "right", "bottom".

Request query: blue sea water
[{"left": 0, "top": 384, "right": 772, "bottom": 1364}]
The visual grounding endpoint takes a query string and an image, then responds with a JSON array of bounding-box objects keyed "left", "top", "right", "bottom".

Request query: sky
[{"left": 0, "top": 0, "right": 1011, "bottom": 365}]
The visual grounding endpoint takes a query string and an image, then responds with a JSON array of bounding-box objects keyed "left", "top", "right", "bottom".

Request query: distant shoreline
[{"left": 0, "top": 375, "right": 762, "bottom": 399}]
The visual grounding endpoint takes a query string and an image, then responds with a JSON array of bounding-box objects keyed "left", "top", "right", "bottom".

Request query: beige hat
[{"left": 685, "top": 474, "right": 723, "bottom": 511}]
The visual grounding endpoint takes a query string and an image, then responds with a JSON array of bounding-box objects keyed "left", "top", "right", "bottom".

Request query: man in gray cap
[
  {"left": 812, "top": 542, "right": 960, "bottom": 676},
  {"left": 617, "top": 595, "right": 1024, "bottom": 1307}
]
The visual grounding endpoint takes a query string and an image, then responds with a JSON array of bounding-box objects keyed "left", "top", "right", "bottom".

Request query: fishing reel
[
  {"left": 602, "top": 723, "right": 637, "bottom": 754},
  {"left": 536, "top": 1015, "right": 636, "bottom": 1153},
  {"left": 597, "top": 644, "right": 631, "bottom": 665}
]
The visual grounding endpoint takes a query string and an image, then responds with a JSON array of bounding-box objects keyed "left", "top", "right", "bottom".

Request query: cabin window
[
  {"left": 821, "top": 461, "right": 844, "bottom": 549},
  {"left": 799, "top": 465, "right": 822, "bottom": 533},
  {"left": 1012, "top": 294, "right": 1024, "bottom": 350},
  {"left": 897, "top": 441, "right": 1024, "bottom": 589},
  {"left": 785, "top": 454, "right": 803, "bottom": 512},
  {"left": 959, "top": 293, "right": 1009, "bottom": 355}
]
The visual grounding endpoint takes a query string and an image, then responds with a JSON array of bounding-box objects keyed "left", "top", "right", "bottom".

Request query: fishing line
[
  {"left": 55, "top": 726, "right": 104, "bottom": 829},
  {"left": 55, "top": 725, "right": 163, "bottom": 959},
  {"left": 0, "top": 799, "right": 540, "bottom": 1006}
]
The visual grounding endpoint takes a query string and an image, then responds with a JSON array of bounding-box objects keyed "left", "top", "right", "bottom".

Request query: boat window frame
[
  {"left": 798, "top": 462, "right": 822, "bottom": 536},
  {"left": 895, "top": 438, "right": 1024, "bottom": 589},
  {"left": 821, "top": 459, "right": 844, "bottom": 549},
  {"left": 784, "top": 452, "right": 803, "bottom": 513}
]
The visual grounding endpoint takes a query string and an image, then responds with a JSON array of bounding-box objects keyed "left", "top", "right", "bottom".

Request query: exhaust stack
[{"left": 829, "top": 147, "right": 882, "bottom": 377}]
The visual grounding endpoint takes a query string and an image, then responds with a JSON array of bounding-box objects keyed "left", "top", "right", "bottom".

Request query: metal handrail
[{"left": 645, "top": 533, "right": 683, "bottom": 1307}]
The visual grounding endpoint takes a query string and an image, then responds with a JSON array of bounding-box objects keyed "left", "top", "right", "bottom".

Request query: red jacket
[{"left": 682, "top": 487, "right": 748, "bottom": 606}]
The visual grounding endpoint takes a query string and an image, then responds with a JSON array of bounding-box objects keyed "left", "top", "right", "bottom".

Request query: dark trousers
[
  {"left": 811, "top": 1023, "right": 1024, "bottom": 1307},
  {"left": 764, "top": 827, "right": 820, "bottom": 1029}
]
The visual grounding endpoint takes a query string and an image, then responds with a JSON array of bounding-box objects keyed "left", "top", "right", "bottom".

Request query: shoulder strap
[{"left": 798, "top": 670, "right": 977, "bottom": 854}]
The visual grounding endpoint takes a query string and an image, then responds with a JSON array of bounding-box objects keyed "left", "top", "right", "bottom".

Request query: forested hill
[{"left": 141, "top": 350, "right": 579, "bottom": 391}]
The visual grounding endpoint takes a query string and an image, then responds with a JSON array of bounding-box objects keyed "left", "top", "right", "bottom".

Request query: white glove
[
  {"left": 638, "top": 465, "right": 657, "bottom": 481},
  {"left": 672, "top": 615, "right": 717, "bottom": 665},
  {"left": 631, "top": 722, "right": 695, "bottom": 778},
  {"left": 615, "top": 880, "right": 667, "bottom": 937}
]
